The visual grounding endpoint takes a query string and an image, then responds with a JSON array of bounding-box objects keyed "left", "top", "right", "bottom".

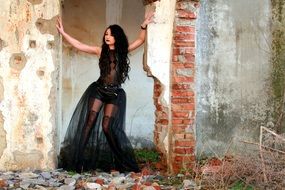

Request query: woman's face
[{"left": 104, "top": 28, "right": 115, "bottom": 47}]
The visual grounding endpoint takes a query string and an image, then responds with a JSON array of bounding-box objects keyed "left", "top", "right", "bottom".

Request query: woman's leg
[
  {"left": 102, "top": 103, "right": 124, "bottom": 169},
  {"left": 102, "top": 103, "right": 139, "bottom": 172},
  {"left": 102, "top": 103, "right": 118, "bottom": 146},
  {"left": 82, "top": 98, "right": 103, "bottom": 144},
  {"left": 76, "top": 97, "right": 103, "bottom": 172}
]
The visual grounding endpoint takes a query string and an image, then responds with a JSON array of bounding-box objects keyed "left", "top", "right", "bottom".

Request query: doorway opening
[{"left": 58, "top": 0, "right": 155, "bottom": 154}]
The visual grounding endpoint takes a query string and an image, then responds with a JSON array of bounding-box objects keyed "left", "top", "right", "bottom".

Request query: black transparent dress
[{"left": 58, "top": 50, "right": 140, "bottom": 173}]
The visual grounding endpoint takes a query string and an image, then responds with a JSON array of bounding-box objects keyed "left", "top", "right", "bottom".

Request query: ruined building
[{"left": 0, "top": 0, "right": 284, "bottom": 173}]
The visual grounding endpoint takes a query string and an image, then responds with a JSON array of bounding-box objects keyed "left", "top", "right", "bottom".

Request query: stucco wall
[
  {"left": 0, "top": 0, "right": 60, "bottom": 170},
  {"left": 196, "top": 0, "right": 272, "bottom": 157},
  {"left": 60, "top": 0, "right": 155, "bottom": 149}
]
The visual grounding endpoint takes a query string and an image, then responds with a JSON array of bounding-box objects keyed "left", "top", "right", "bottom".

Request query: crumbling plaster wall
[
  {"left": 147, "top": 0, "right": 176, "bottom": 159},
  {"left": 196, "top": 0, "right": 272, "bottom": 157},
  {"left": 0, "top": 0, "right": 60, "bottom": 170}
]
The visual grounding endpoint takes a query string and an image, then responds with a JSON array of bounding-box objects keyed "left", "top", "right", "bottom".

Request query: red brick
[
  {"left": 159, "top": 119, "right": 169, "bottom": 125},
  {"left": 172, "top": 162, "right": 181, "bottom": 174},
  {"left": 177, "top": 10, "right": 197, "bottom": 19},
  {"left": 172, "top": 76, "right": 194, "bottom": 83},
  {"left": 174, "top": 155, "right": 184, "bottom": 162},
  {"left": 172, "top": 97, "right": 194, "bottom": 104},
  {"left": 175, "top": 140, "right": 195, "bottom": 147},
  {"left": 172, "top": 111, "right": 190, "bottom": 118},
  {"left": 172, "top": 83, "right": 191, "bottom": 90},
  {"left": 174, "top": 147, "right": 194, "bottom": 154},
  {"left": 172, "top": 90, "right": 195, "bottom": 97},
  {"left": 174, "top": 148, "right": 186, "bottom": 154},
  {"left": 174, "top": 33, "right": 195, "bottom": 41},
  {"left": 153, "top": 0, "right": 199, "bottom": 174},
  {"left": 172, "top": 55, "right": 179, "bottom": 62},
  {"left": 175, "top": 26, "right": 195, "bottom": 33},
  {"left": 174, "top": 41, "right": 195, "bottom": 47},
  {"left": 172, "top": 48, "right": 181, "bottom": 56},
  {"left": 172, "top": 120, "right": 192, "bottom": 126},
  {"left": 95, "top": 178, "right": 104, "bottom": 185},
  {"left": 155, "top": 105, "right": 162, "bottom": 111},
  {"left": 172, "top": 90, "right": 194, "bottom": 97},
  {"left": 182, "top": 119, "right": 193, "bottom": 125},
  {"left": 172, "top": 119, "right": 183, "bottom": 124}
]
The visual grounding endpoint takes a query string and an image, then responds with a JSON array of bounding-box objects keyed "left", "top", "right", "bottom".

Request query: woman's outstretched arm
[
  {"left": 128, "top": 11, "right": 154, "bottom": 52},
  {"left": 56, "top": 17, "right": 101, "bottom": 56}
]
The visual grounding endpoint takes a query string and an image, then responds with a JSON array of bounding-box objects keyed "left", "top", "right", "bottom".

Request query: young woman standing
[{"left": 56, "top": 12, "right": 154, "bottom": 173}]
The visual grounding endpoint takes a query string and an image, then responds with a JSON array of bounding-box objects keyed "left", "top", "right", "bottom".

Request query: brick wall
[
  {"left": 170, "top": 0, "right": 198, "bottom": 174},
  {"left": 152, "top": 0, "right": 198, "bottom": 173}
]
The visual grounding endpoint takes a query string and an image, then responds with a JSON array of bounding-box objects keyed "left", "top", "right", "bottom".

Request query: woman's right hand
[
  {"left": 55, "top": 16, "right": 101, "bottom": 55},
  {"left": 56, "top": 17, "right": 65, "bottom": 35}
]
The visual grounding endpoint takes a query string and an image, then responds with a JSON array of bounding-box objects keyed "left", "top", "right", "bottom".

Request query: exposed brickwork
[
  {"left": 152, "top": 0, "right": 198, "bottom": 174},
  {"left": 170, "top": 0, "right": 198, "bottom": 174},
  {"left": 153, "top": 78, "right": 169, "bottom": 154}
]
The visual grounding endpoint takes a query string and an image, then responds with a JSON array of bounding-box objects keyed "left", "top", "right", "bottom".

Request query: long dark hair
[{"left": 99, "top": 24, "right": 130, "bottom": 85}]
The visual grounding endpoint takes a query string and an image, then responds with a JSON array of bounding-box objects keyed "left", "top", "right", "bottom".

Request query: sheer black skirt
[{"left": 58, "top": 81, "right": 140, "bottom": 173}]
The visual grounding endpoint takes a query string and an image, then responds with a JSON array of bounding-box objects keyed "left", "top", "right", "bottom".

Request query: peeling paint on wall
[{"left": 0, "top": 0, "right": 60, "bottom": 170}]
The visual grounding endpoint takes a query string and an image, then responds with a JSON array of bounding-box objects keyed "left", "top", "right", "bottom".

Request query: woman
[{"left": 56, "top": 12, "right": 154, "bottom": 173}]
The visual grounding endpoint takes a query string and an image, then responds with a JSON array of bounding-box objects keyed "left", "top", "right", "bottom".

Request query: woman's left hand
[{"left": 141, "top": 11, "right": 155, "bottom": 28}]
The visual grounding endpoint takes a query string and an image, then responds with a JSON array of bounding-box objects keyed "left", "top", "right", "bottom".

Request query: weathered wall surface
[
  {"left": 196, "top": 0, "right": 272, "bottom": 157},
  {"left": 271, "top": 0, "right": 285, "bottom": 134},
  {"left": 147, "top": 0, "right": 176, "bottom": 169},
  {"left": 60, "top": 0, "right": 155, "bottom": 149},
  {"left": 0, "top": 0, "right": 60, "bottom": 170}
]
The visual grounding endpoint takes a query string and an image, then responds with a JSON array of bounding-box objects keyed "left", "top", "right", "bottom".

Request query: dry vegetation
[{"left": 179, "top": 127, "right": 285, "bottom": 190}]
